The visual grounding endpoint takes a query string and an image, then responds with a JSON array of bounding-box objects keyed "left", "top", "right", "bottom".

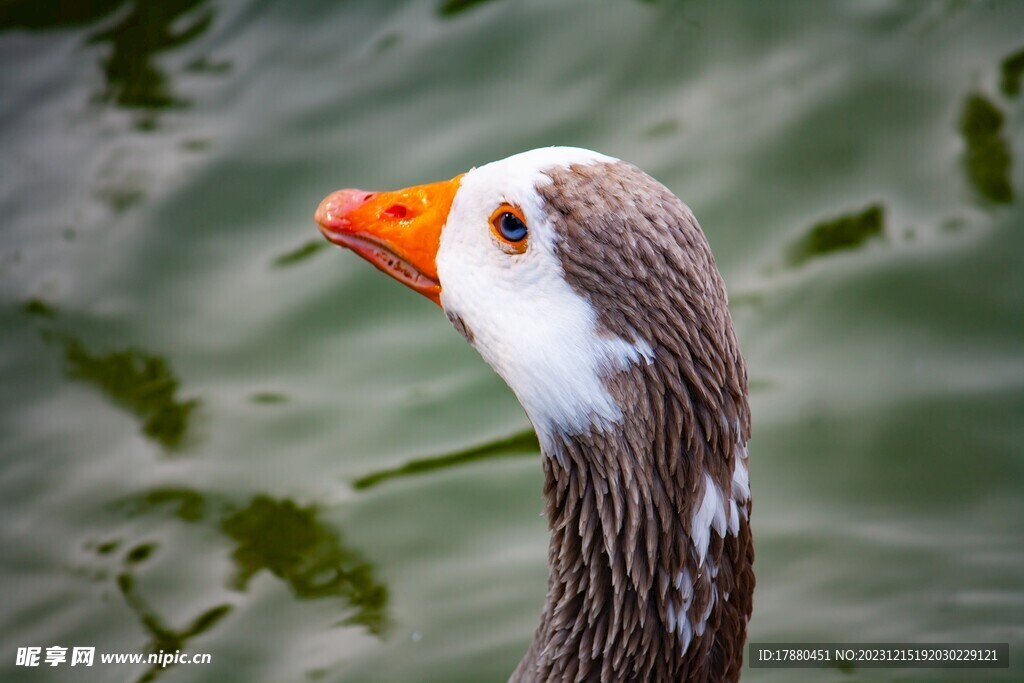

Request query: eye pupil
[{"left": 498, "top": 212, "right": 528, "bottom": 242}]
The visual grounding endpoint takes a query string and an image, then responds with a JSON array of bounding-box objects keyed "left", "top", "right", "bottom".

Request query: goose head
[{"left": 316, "top": 147, "right": 753, "bottom": 682}]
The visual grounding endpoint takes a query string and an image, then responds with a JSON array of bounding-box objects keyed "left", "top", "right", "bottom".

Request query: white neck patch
[{"left": 435, "top": 147, "right": 654, "bottom": 456}]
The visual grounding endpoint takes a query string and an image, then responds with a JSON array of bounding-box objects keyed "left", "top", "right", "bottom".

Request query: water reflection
[
  {"left": 21, "top": 298, "right": 56, "bottom": 318},
  {"left": 1001, "top": 46, "right": 1024, "bottom": 97},
  {"left": 787, "top": 203, "right": 885, "bottom": 266},
  {"left": 354, "top": 430, "right": 539, "bottom": 490},
  {"left": 250, "top": 392, "right": 288, "bottom": 404},
  {"left": 0, "top": 0, "right": 221, "bottom": 124},
  {"left": 127, "top": 487, "right": 207, "bottom": 522},
  {"left": 273, "top": 240, "right": 328, "bottom": 268},
  {"left": 116, "top": 569, "right": 232, "bottom": 683},
  {"left": 119, "top": 489, "right": 391, "bottom": 635},
  {"left": 642, "top": 118, "right": 682, "bottom": 139},
  {"left": 78, "top": 534, "right": 232, "bottom": 683},
  {"left": 87, "top": 0, "right": 215, "bottom": 111},
  {"left": 438, "top": 0, "right": 499, "bottom": 18},
  {"left": 60, "top": 337, "right": 198, "bottom": 449},
  {"left": 0, "top": 0, "right": 122, "bottom": 31},
  {"left": 23, "top": 292, "right": 196, "bottom": 449},
  {"left": 960, "top": 93, "right": 1014, "bottom": 203},
  {"left": 221, "top": 496, "right": 389, "bottom": 634}
]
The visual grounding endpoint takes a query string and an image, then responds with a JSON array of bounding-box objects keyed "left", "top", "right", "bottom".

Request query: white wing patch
[
  {"left": 671, "top": 433, "right": 750, "bottom": 646},
  {"left": 691, "top": 472, "right": 728, "bottom": 567},
  {"left": 732, "top": 441, "right": 750, "bottom": 503},
  {"left": 668, "top": 567, "right": 695, "bottom": 650}
]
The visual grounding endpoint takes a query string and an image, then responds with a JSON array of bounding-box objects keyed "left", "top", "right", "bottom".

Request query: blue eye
[
  {"left": 489, "top": 204, "right": 529, "bottom": 253},
  {"left": 497, "top": 212, "right": 528, "bottom": 242}
]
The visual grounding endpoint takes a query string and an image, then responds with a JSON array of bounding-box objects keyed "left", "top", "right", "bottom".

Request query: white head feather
[{"left": 435, "top": 147, "right": 654, "bottom": 455}]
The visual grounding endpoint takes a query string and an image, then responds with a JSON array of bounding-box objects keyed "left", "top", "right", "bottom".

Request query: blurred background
[{"left": 1, "top": 1, "right": 1022, "bottom": 681}]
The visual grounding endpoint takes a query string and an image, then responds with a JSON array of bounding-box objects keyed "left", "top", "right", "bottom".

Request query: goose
[{"left": 315, "top": 147, "right": 753, "bottom": 682}]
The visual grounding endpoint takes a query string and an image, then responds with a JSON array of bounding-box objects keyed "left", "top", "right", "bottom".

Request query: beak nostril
[{"left": 382, "top": 204, "right": 408, "bottom": 219}]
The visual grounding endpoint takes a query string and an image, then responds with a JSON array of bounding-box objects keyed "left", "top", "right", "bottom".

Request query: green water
[{"left": 1, "top": 1, "right": 1022, "bottom": 681}]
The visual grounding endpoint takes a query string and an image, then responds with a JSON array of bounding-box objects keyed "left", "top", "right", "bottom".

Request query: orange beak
[{"left": 314, "top": 176, "right": 463, "bottom": 306}]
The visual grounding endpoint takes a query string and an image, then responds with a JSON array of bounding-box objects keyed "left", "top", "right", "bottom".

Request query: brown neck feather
[
  {"left": 511, "top": 160, "right": 754, "bottom": 682},
  {"left": 512, "top": 361, "right": 753, "bottom": 683}
]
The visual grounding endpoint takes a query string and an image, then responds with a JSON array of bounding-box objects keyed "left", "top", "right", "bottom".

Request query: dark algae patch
[
  {"left": 21, "top": 298, "right": 56, "bottom": 317},
  {"left": 82, "top": 526, "right": 232, "bottom": 681},
  {"left": 273, "top": 239, "right": 327, "bottom": 267},
  {"left": 126, "top": 487, "right": 208, "bottom": 522},
  {"left": 250, "top": 392, "right": 287, "bottom": 404},
  {"left": 788, "top": 204, "right": 885, "bottom": 266},
  {"left": 96, "top": 540, "right": 121, "bottom": 555},
  {"left": 125, "top": 542, "right": 157, "bottom": 564},
  {"left": 0, "top": 0, "right": 222, "bottom": 129},
  {"left": 960, "top": 93, "right": 1013, "bottom": 203},
  {"left": 116, "top": 572, "right": 231, "bottom": 683},
  {"left": 354, "top": 429, "right": 540, "bottom": 489},
  {"left": 1001, "top": 46, "right": 1024, "bottom": 97},
  {"left": 114, "top": 488, "right": 390, "bottom": 635},
  {"left": 63, "top": 341, "right": 198, "bottom": 448},
  {"left": 438, "top": 0, "right": 497, "bottom": 18},
  {"left": 221, "top": 496, "right": 389, "bottom": 634},
  {"left": 86, "top": 0, "right": 216, "bottom": 111},
  {"left": 643, "top": 118, "right": 682, "bottom": 138},
  {"left": 0, "top": 0, "right": 123, "bottom": 30},
  {"left": 96, "top": 186, "right": 145, "bottom": 213}
]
